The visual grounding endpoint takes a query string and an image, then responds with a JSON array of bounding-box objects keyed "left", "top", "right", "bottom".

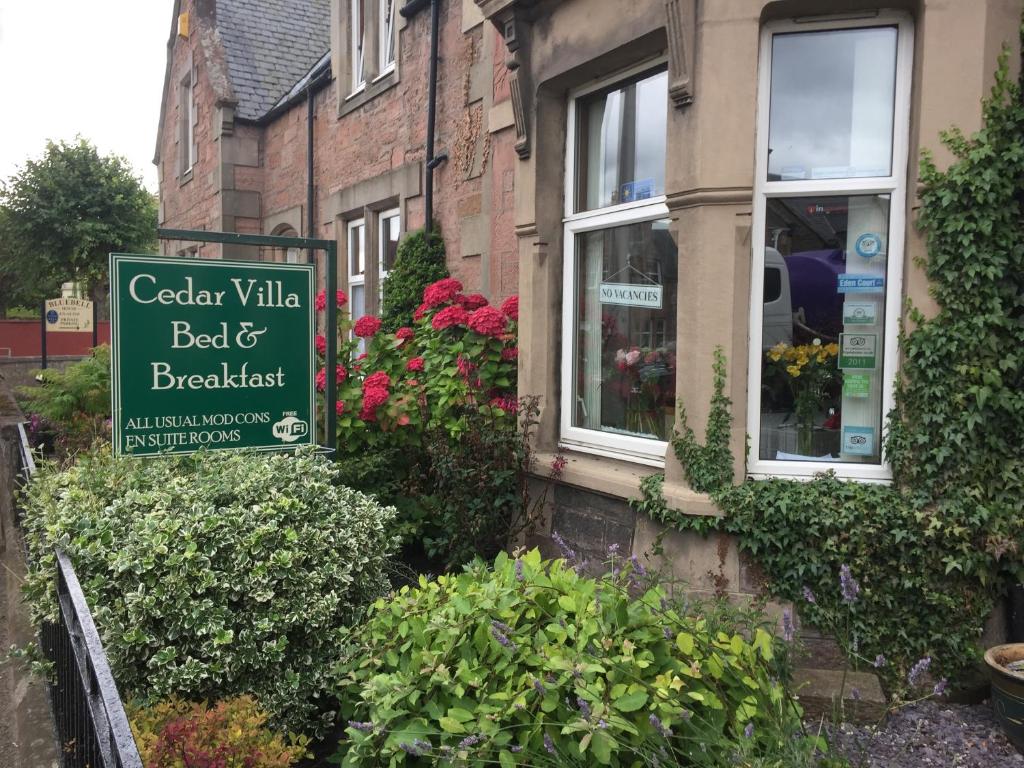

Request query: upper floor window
[
  {"left": 380, "top": 0, "right": 396, "bottom": 73},
  {"left": 351, "top": 0, "right": 365, "bottom": 92},
  {"left": 561, "top": 63, "right": 676, "bottom": 466},
  {"left": 748, "top": 14, "right": 913, "bottom": 482},
  {"left": 179, "top": 71, "right": 196, "bottom": 177}
]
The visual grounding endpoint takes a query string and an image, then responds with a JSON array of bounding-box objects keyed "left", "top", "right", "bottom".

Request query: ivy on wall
[{"left": 633, "top": 41, "right": 1024, "bottom": 691}]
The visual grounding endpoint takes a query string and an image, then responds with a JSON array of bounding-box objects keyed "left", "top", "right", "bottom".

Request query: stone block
[
  {"left": 631, "top": 514, "right": 740, "bottom": 594},
  {"left": 793, "top": 668, "right": 888, "bottom": 725}
]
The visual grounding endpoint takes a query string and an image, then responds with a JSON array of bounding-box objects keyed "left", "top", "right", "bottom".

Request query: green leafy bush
[
  {"left": 20, "top": 447, "right": 398, "bottom": 736},
  {"left": 332, "top": 550, "right": 824, "bottom": 766},
  {"left": 18, "top": 344, "right": 111, "bottom": 452},
  {"left": 380, "top": 229, "right": 449, "bottom": 332},
  {"left": 130, "top": 695, "right": 310, "bottom": 767}
]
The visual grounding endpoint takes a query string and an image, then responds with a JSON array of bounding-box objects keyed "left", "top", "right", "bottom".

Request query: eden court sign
[{"left": 109, "top": 253, "right": 315, "bottom": 456}]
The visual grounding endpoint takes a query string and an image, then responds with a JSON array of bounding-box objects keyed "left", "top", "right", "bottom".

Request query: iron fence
[{"left": 15, "top": 423, "right": 143, "bottom": 768}]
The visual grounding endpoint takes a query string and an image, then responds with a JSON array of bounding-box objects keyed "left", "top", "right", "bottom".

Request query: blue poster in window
[
  {"left": 842, "top": 426, "right": 875, "bottom": 456},
  {"left": 620, "top": 178, "right": 655, "bottom": 203},
  {"left": 838, "top": 274, "right": 885, "bottom": 293}
]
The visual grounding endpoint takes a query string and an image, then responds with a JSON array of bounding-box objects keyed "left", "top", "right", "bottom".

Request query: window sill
[
  {"left": 532, "top": 449, "right": 721, "bottom": 518},
  {"left": 339, "top": 70, "right": 399, "bottom": 117},
  {"left": 179, "top": 168, "right": 193, "bottom": 187}
]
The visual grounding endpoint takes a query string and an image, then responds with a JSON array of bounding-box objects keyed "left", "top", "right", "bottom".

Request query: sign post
[{"left": 110, "top": 253, "right": 316, "bottom": 456}]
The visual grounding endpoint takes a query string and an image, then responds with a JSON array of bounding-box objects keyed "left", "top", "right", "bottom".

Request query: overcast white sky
[{"left": 0, "top": 1, "right": 169, "bottom": 193}]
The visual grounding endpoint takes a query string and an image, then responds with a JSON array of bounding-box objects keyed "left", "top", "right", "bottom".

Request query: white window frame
[
  {"left": 347, "top": 218, "right": 367, "bottom": 342},
  {"left": 378, "top": 0, "right": 396, "bottom": 76},
  {"left": 559, "top": 58, "right": 671, "bottom": 467},
  {"left": 351, "top": 0, "right": 366, "bottom": 93},
  {"left": 746, "top": 12, "right": 914, "bottom": 483},
  {"left": 378, "top": 207, "right": 400, "bottom": 300}
]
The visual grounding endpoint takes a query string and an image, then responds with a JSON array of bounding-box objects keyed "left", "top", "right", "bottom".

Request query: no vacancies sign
[{"left": 110, "top": 253, "right": 315, "bottom": 456}]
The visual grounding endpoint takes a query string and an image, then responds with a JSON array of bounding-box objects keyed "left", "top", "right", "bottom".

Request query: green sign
[
  {"left": 839, "top": 332, "right": 878, "bottom": 370},
  {"left": 842, "top": 372, "right": 872, "bottom": 398},
  {"left": 110, "top": 253, "right": 315, "bottom": 456}
]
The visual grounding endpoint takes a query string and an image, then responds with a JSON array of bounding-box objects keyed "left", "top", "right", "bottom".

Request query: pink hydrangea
[
  {"left": 413, "top": 303, "right": 430, "bottom": 322},
  {"left": 459, "top": 293, "right": 489, "bottom": 311},
  {"left": 336, "top": 400, "right": 346, "bottom": 415},
  {"left": 431, "top": 305, "right": 469, "bottom": 331},
  {"left": 315, "top": 335, "right": 327, "bottom": 355},
  {"left": 406, "top": 357, "right": 425, "bottom": 372},
  {"left": 396, "top": 326, "right": 415, "bottom": 341},
  {"left": 315, "top": 365, "right": 347, "bottom": 392},
  {"left": 353, "top": 315, "right": 382, "bottom": 338},
  {"left": 467, "top": 306, "right": 507, "bottom": 338},
  {"left": 423, "top": 277, "right": 464, "bottom": 308},
  {"left": 501, "top": 347, "right": 518, "bottom": 361},
  {"left": 362, "top": 386, "right": 390, "bottom": 410},
  {"left": 316, "top": 289, "right": 348, "bottom": 312},
  {"left": 363, "top": 371, "right": 391, "bottom": 391},
  {"left": 500, "top": 295, "right": 519, "bottom": 321}
]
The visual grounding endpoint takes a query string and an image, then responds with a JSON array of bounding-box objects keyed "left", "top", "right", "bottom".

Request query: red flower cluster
[
  {"left": 336, "top": 400, "right": 346, "bottom": 415},
  {"left": 315, "top": 335, "right": 327, "bottom": 355},
  {"left": 353, "top": 315, "right": 381, "bottom": 338},
  {"left": 406, "top": 357, "right": 425, "bottom": 372},
  {"left": 489, "top": 395, "right": 518, "bottom": 414},
  {"left": 413, "top": 303, "right": 430, "bottom": 322},
  {"left": 466, "top": 306, "right": 507, "bottom": 338},
  {"left": 501, "top": 346, "right": 519, "bottom": 361},
  {"left": 459, "top": 293, "right": 489, "bottom": 310},
  {"left": 395, "top": 326, "right": 415, "bottom": 341},
  {"left": 315, "top": 364, "right": 347, "bottom": 392},
  {"left": 360, "top": 371, "right": 391, "bottom": 421},
  {"left": 431, "top": 304, "right": 469, "bottom": 331},
  {"left": 316, "top": 289, "right": 348, "bottom": 312},
  {"left": 500, "top": 295, "right": 519, "bottom": 321},
  {"left": 423, "top": 277, "right": 464, "bottom": 308}
]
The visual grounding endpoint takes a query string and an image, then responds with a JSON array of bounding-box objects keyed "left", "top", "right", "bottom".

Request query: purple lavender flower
[
  {"left": 851, "top": 687, "right": 861, "bottom": 701},
  {"left": 839, "top": 564, "right": 860, "bottom": 604},
  {"left": 399, "top": 739, "right": 431, "bottom": 756},
  {"left": 348, "top": 720, "right": 374, "bottom": 732},
  {"left": 630, "top": 554, "right": 647, "bottom": 577},
  {"left": 543, "top": 732, "right": 555, "bottom": 754},
  {"left": 933, "top": 678, "right": 948, "bottom": 696},
  {"left": 802, "top": 586, "right": 816, "bottom": 604},
  {"left": 490, "top": 621, "right": 518, "bottom": 652},
  {"left": 664, "top": 626, "right": 673, "bottom": 640},
  {"left": 680, "top": 710, "right": 692, "bottom": 720},
  {"left": 510, "top": 745, "right": 523, "bottom": 753},
  {"left": 782, "top": 610, "right": 794, "bottom": 642},
  {"left": 458, "top": 734, "right": 483, "bottom": 749},
  {"left": 608, "top": 543, "right": 620, "bottom": 555},
  {"left": 493, "top": 620, "right": 514, "bottom": 635},
  {"left": 577, "top": 697, "right": 592, "bottom": 720},
  {"left": 907, "top": 656, "right": 932, "bottom": 687},
  {"left": 515, "top": 557, "right": 524, "bottom": 581},
  {"left": 533, "top": 677, "right": 546, "bottom": 696},
  {"left": 649, "top": 713, "right": 673, "bottom": 738},
  {"left": 552, "top": 531, "right": 576, "bottom": 562},
  {"left": 743, "top": 722, "right": 755, "bottom": 739},
  {"left": 873, "top": 654, "right": 887, "bottom": 668},
  {"left": 598, "top": 719, "right": 608, "bottom": 729}
]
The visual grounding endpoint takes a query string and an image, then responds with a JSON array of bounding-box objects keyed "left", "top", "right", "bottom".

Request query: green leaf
[{"left": 613, "top": 690, "right": 648, "bottom": 712}]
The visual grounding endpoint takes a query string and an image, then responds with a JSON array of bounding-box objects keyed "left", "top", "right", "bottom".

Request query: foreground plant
[
  {"left": 130, "top": 695, "right": 310, "bottom": 767},
  {"left": 20, "top": 447, "right": 398, "bottom": 736},
  {"left": 331, "top": 550, "right": 829, "bottom": 766}
]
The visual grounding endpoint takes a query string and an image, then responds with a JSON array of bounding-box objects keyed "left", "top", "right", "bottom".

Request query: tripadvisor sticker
[
  {"left": 839, "top": 333, "right": 878, "bottom": 370},
  {"left": 109, "top": 253, "right": 316, "bottom": 457}
]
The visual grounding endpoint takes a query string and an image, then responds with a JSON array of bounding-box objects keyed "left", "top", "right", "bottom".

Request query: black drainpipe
[
  {"left": 307, "top": 84, "right": 315, "bottom": 262},
  {"left": 401, "top": 0, "right": 447, "bottom": 233}
]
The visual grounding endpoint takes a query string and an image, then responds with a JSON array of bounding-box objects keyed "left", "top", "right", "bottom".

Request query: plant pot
[
  {"left": 985, "top": 643, "right": 1024, "bottom": 753},
  {"left": 1008, "top": 584, "right": 1024, "bottom": 643}
]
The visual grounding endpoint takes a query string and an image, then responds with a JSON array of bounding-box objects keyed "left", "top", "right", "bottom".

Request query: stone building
[{"left": 156, "top": 0, "right": 1022, "bottom": 603}]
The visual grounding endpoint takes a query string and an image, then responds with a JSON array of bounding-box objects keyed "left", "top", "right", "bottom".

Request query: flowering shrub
[
  {"left": 380, "top": 230, "right": 450, "bottom": 331},
  {"left": 19, "top": 447, "right": 397, "bottom": 736},
  {"left": 332, "top": 550, "right": 826, "bottom": 766},
  {"left": 130, "top": 696, "right": 309, "bottom": 767}
]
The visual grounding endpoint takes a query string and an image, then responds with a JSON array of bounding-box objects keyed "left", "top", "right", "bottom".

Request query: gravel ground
[{"left": 827, "top": 700, "right": 1023, "bottom": 767}]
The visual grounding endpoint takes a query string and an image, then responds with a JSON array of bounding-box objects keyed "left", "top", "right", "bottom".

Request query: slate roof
[{"left": 216, "top": 0, "right": 331, "bottom": 121}]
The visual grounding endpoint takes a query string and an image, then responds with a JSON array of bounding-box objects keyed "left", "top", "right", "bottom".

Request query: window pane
[
  {"left": 381, "top": 214, "right": 399, "bottom": 273},
  {"left": 759, "top": 194, "right": 890, "bottom": 463},
  {"left": 768, "top": 27, "right": 897, "bottom": 181},
  {"left": 352, "top": 0, "right": 364, "bottom": 87},
  {"left": 349, "top": 224, "right": 364, "bottom": 276},
  {"left": 380, "top": 0, "right": 395, "bottom": 69},
  {"left": 575, "top": 69, "right": 667, "bottom": 212},
  {"left": 573, "top": 219, "right": 677, "bottom": 441}
]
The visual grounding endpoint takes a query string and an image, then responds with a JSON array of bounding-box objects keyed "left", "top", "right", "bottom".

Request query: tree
[
  {"left": 379, "top": 229, "right": 449, "bottom": 331},
  {"left": 0, "top": 138, "right": 157, "bottom": 303}
]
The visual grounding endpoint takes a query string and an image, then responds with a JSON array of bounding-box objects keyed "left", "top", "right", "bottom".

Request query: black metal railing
[{"left": 15, "top": 424, "right": 143, "bottom": 768}]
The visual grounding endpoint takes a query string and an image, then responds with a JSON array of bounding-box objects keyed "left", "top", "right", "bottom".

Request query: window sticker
[
  {"left": 842, "top": 426, "right": 875, "bottom": 456},
  {"left": 837, "top": 274, "right": 885, "bottom": 293},
  {"left": 839, "top": 332, "right": 878, "bottom": 370},
  {"left": 843, "top": 301, "right": 877, "bottom": 325},
  {"left": 854, "top": 233, "right": 883, "bottom": 259},
  {"left": 842, "top": 372, "right": 872, "bottom": 398}
]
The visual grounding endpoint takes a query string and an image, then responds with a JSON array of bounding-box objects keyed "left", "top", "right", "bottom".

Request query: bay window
[
  {"left": 748, "top": 14, "right": 913, "bottom": 480},
  {"left": 561, "top": 63, "right": 675, "bottom": 465}
]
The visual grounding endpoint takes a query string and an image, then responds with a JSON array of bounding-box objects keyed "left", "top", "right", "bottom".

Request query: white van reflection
[{"left": 762, "top": 247, "right": 793, "bottom": 350}]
